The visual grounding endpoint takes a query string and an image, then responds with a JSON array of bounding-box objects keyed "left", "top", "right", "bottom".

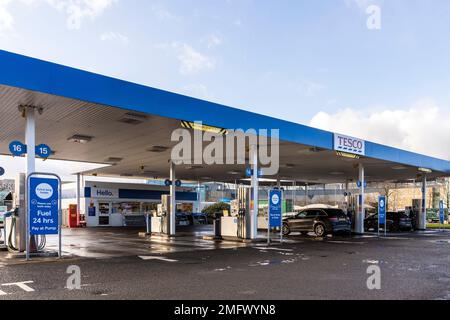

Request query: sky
[{"left": 0, "top": 0, "right": 450, "bottom": 180}]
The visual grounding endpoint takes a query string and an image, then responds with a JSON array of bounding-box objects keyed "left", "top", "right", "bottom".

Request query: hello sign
[{"left": 334, "top": 133, "right": 366, "bottom": 156}]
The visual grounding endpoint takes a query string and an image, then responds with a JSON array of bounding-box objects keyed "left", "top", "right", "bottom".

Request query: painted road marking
[
  {"left": 138, "top": 256, "right": 178, "bottom": 262},
  {"left": 329, "top": 241, "right": 367, "bottom": 245},
  {"left": 2, "top": 281, "right": 35, "bottom": 292},
  {"left": 0, "top": 289, "right": 7, "bottom": 296},
  {"left": 253, "top": 247, "right": 294, "bottom": 252}
]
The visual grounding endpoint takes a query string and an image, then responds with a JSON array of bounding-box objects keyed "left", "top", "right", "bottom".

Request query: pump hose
[
  {"left": 7, "top": 216, "right": 18, "bottom": 252},
  {"left": 7, "top": 216, "right": 47, "bottom": 252}
]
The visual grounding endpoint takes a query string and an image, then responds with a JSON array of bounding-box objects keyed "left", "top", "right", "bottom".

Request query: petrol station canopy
[{"left": 0, "top": 50, "right": 449, "bottom": 184}]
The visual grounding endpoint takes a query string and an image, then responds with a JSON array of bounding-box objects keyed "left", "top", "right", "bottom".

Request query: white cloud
[
  {"left": 100, "top": 31, "right": 128, "bottom": 44},
  {"left": 0, "top": 0, "right": 116, "bottom": 32},
  {"left": 0, "top": 0, "right": 25, "bottom": 34},
  {"left": 172, "top": 42, "right": 215, "bottom": 75},
  {"left": 204, "top": 34, "right": 222, "bottom": 49},
  {"left": 309, "top": 100, "right": 450, "bottom": 160},
  {"left": 151, "top": 4, "right": 177, "bottom": 21},
  {"left": 290, "top": 80, "right": 325, "bottom": 97},
  {"left": 46, "top": 0, "right": 117, "bottom": 30}
]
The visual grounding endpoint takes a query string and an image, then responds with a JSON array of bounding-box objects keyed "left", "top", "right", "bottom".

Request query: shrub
[{"left": 202, "top": 202, "right": 230, "bottom": 217}]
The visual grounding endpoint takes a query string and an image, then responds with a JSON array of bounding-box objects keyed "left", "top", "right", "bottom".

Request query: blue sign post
[
  {"left": 439, "top": 200, "right": 445, "bottom": 228},
  {"left": 27, "top": 173, "right": 62, "bottom": 261},
  {"left": 378, "top": 196, "right": 387, "bottom": 237},
  {"left": 268, "top": 189, "right": 283, "bottom": 245}
]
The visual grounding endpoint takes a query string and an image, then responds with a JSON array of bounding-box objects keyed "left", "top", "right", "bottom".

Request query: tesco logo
[{"left": 334, "top": 134, "right": 365, "bottom": 156}]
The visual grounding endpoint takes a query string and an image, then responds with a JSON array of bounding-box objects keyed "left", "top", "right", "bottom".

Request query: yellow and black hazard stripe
[
  {"left": 336, "top": 151, "right": 360, "bottom": 159},
  {"left": 181, "top": 120, "right": 228, "bottom": 135}
]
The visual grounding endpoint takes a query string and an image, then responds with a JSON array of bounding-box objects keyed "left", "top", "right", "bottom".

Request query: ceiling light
[
  {"left": 68, "top": 135, "right": 93, "bottom": 144},
  {"left": 186, "top": 165, "right": 204, "bottom": 170},
  {"left": 227, "top": 171, "right": 241, "bottom": 175},
  {"left": 118, "top": 112, "right": 148, "bottom": 125},
  {"left": 104, "top": 157, "right": 123, "bottom": 164},
  {"left": 147, "top": 146, "right": 170, "bottom": 153},
  {"left": 392, "top": 165, "right": 407, "bottom": 170},
  {"left": 418, "top": 167, "right": 432, "bottom": 173},
  {"left": 120, "top": 173, "right": 134, "bottom": 177},
  {"left": 298, "top": 147, "right": 325, "bottom": 155},
  {"left": 329, "top": 171, "right": 344, "bottom": 175}
]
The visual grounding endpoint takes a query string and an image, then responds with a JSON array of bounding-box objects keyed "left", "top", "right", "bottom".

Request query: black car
[
  {"left": 364, "top": 211, "right": 412, "bottom": 232},
  {"left": 282, "top": 208, "right": 351, "bottom": 237}
]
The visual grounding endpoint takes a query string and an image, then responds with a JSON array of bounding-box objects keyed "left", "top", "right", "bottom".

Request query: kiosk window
[{"left": 99, "top": 203, "right": 110, "bottom": 215}]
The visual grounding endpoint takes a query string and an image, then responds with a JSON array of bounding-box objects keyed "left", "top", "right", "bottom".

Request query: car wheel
[
  {"left": 282, "top": 223, "right": 291, "bottom": 236},
  {"left": 314, "top": 224, "right": 326, "bottom": 237}
]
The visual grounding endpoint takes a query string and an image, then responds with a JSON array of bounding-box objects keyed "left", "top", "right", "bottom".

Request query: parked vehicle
[
  {"left": 191, "top": 212, "right": 207, "bottom": 225},
  {"left": 176, "top": 212, "right": 190, "bottom": 226},
  {"left": 282, "top": 208, "right": 351, "bottom": 237},
  {"left": 365, "top": 211, "right": 413, "bottom": 232}
]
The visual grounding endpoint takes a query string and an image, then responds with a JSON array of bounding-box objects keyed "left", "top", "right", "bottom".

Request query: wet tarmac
[{"left": 41, "top": 225, "right": 254, "bottom": 259}]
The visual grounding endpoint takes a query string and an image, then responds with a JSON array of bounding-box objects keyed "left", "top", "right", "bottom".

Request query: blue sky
[{"left": 0, "top": 0, "right": 449, "bottom": 179}]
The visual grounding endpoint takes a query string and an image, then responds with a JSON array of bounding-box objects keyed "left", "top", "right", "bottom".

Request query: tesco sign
[{"left": 334, "top": 134, "right": 365, "bottom": 156}]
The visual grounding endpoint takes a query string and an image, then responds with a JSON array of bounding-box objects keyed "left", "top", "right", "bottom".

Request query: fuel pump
[
  {"left": 237, "top": 208, "right": 247, "bottom": 239},
  {"left": 236, "top": 187, "right": 252, "bottom": 239},
  {"left": 159, "top": 195, "right": 172, "bottom": 234},
  {"left": 4, "top": 208, "right": 23, "bottom": 252},
  {"left": 3, "top": 207, "right": 46, "bottom": 253}
]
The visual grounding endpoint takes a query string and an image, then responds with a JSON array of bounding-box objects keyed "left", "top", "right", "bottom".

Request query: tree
[
  {"left": 444, "top": 178, "right": 450, "bottom": 209},
  {"left": 381, "top": 183, "right": 396, "bottom": 211},
  {"left": 202, "top": 202, "right": 230, "bottom": 217}
]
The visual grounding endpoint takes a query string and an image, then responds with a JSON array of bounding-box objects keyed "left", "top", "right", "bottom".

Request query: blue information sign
[
  {"left": 0, "top": 167, "right": 4, "bottom": 176},
  {"left": 175, "top": 180, "right": 182, "bottom": 187},
  {"left": 378, "top": 196, "right": 386, "bottom": 225},
  {"left": 29, "top": 177, "right": 59, "bottom": 235},
  {"left": 245, "top": 168, "right": 264, "bottom": 177},
  {"left": 35, "top": 144, "right": 52, "bottom": 159},
  {"left": 269, "top": 189, "right": 283, "bottom": 228},
  {"left": 164, "top": 179, "right": 172, "bottom": 186},
  {"left": 439, "top": 200, "right": 445, "bottom": 224},
  {"left": 9, "top": 141, "right": 27, "bottom": 156},
  {"left": 357, "top": 180, "right": 368, "bottom": 188}
]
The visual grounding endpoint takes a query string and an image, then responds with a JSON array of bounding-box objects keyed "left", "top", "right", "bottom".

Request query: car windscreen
[{"left": 324, "top": 209, "right": 347, "bottom": 218}]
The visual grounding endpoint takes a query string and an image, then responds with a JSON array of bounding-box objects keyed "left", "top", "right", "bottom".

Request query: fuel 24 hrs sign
[
  {"left": 29, "top": 177, "right": 59, "bottom": 235},
  {"left": 269, "top": 189, "right": 283, "bottom": 228}
]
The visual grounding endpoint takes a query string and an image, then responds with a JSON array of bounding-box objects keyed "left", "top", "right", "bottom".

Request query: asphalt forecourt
[{"left": 0, "top": 230, "right": 449, "bottom": 301}]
